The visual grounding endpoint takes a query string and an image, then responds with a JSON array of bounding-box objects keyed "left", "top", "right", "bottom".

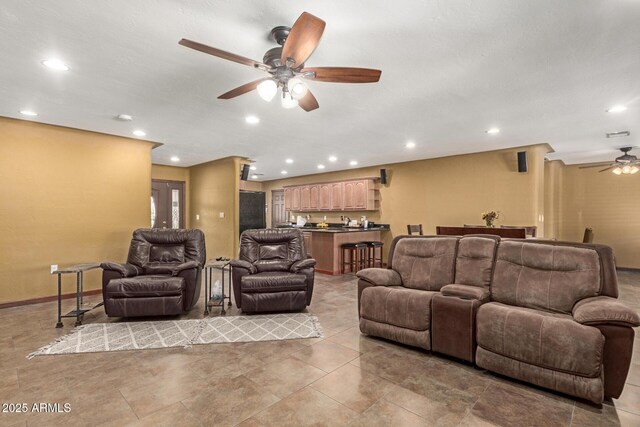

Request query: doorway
[
  {"left": 271, "top": 189, "right": 287, "bottom": 226},
  {"left": 151, "top": 180, "right": 185, "bottom": 229}
]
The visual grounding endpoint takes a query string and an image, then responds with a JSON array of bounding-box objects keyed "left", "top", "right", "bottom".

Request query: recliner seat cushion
[
  {"left": 477, "top": 302, "right": 604, "bottom": 377},
  {"left": 492, "top": 241, "right": 601, "bottom": 313},
  {"left": 360, "top": 286, "right": 434, "bottom": 331},
  {"left": 105, "top": 276, "right": 185, "bottom": 298},
  {"left": 241, "top": 272, "right": 307, "bottom": 293},
  {"left": 390, "top": 237, "right": 457, "bottom": 291}
]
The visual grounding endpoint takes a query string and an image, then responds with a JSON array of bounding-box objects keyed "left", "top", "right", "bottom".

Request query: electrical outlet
[{"left": 50, "top": 264, "right": 58, "bottom": 273}]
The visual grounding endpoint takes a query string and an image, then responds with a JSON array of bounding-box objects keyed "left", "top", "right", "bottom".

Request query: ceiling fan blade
[
  {"left": 218, "top": 78, "right": 269, "bottom": 100},
  {"left": 281, "top": 12, "right": 326, "bottom": 67},
  {"left": 179, "top": 39, "right": 272, "bottom": 71},
  {"left": 578, "top": 163, "right": 613, "bottom": 169},
  {"left": 301, "top": 67, "right": 382, "bottom": 83},
  {"left": 298, "top": 90, "right": 319, "bottom": 112},
  {"left": 598, "top": 166, "right": 615, "bottom": 173}
]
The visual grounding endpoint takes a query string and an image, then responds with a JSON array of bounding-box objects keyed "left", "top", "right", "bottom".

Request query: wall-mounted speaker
[
  {"left": 240, "top": 164, "right": 250, "bottom": 181},
  {"left": 517, "top": 151, "right": 528, "bottom": 173},
  {"left": 380, "top": 168, "right": 388, "bottom": 185}
]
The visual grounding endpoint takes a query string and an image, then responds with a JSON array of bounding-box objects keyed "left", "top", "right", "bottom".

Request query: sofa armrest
[
  {"left": 440, "top": 284, "right": 490, "bottom": 302},
  {"left": 230, "top": 259, "right": 257, "bottom": 274},
  {"left": 356, "top": 268, "right": 402, "bottom": 286},
  {"left": 100, "top": 262, "right": 141, "bottom": 277},
  {"left": 171, "top": 260, "right": 200, "bottom": 276},
  {"left": 291, "top": 258, "right": 316, "bottom": 272},
  {"left": 573, "top": 296, "right": 640, "bottom": 327}
]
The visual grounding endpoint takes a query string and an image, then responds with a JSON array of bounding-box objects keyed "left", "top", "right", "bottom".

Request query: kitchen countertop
[{"left": 279, "top": 226, "right": 389, "bottom": 233}]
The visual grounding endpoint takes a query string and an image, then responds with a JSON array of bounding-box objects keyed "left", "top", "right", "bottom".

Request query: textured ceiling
[{"left": 1, "top": 1, "right": 639, "bottom": 180}]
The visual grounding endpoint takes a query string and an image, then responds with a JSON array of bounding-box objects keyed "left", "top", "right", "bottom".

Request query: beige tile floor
[{"left": 1, "top": 270, "right": 639, "bottom": 426}]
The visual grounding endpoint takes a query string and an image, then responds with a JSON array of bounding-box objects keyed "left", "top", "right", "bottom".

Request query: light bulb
[
  {"left": 257, "top": 79, "right": 277, "bottom": 102},
  {"left": 622, "top": 165, "right": 632, "bottom": 174},
  {"left": 281, "top": 92, "right": 298, "bottom": 109},
  {"left": 630, "top": 166, "right": 639, "bottom": 174},
  {"left": 612, "top": 167, "right": 623, "bottom": 175},
  {"left": 287, "top": 77, "right": 308, "bottom": 100}
]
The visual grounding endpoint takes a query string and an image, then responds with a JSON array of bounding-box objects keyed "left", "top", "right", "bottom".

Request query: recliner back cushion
[
  {"left": 454, "top": 236, "right": 498, "bottom": 288},
  {"left": 492, "top": 241, "right": 601, "bottom": 313},
  {"left": 149, "top": 245, "right": 185, "bottom": 263},
  {"left": 391, "top": 237, "right": 457, "bottom": 291},
  {"left": 239, "top": 229, "right": 306, "bottom": 264},
  {"left": 259, "top": 244, "right": 288, "bottom": 260}
]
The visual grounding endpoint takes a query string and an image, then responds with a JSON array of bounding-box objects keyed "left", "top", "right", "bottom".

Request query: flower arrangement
[{"left": 481, "top": 210, "right": 500, "bottom": 227}]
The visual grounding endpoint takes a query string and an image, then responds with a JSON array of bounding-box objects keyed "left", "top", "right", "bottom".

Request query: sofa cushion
[
  {"left": 105, "top": 276, "right": 185, "bottom": 298},
  {"left": 360, "top": 286, "right": 435, "bottom": 331},
  {"left": 391, "top": 237, "right": 457, "bottom": 291},
  {"left": 477, "top": 302, "right": 604, "bottom": 377},
  {"left": 492, "top": 241, "right": 601, "bottom": 313},
  {"left": 454, "top": 236, "right": 498, "bottom": 288},
  {"left": 241, "top": 272, "right": 307, "bottom": 293}
]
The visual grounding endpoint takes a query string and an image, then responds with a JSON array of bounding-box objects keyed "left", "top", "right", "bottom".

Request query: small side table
[
  {"left": 203, "top": 259, "right": 233, "bottom": 315},
  {"left": 52, "top": 263, "right": 102, "bottom": 328}
]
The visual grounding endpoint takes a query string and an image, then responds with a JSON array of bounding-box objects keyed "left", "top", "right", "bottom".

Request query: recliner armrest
[
  {"left": 230, "top": 259, "right": 257, "bottom": 274},
  {"left": 291, "top": 258, "right": 316, "bottom": 272},
  {"left": 356, "top": 268, "right": 402, "bottom": 286},
  {"left": 573, "top": 296, "right": 640, "bottom": 327},
  {"left": 171, "top": 260, "right": 200, "bottom": 276},
  {"left": 100, "top": 262, "right": 141, "bottom": 277},
  {"left": 440, "top": 284, "right": 490, "bottom": 302}
]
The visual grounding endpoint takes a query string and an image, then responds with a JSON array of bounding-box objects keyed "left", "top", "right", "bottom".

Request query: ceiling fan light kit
[
  {"left": 579, "top": 147, "right": 639, "bottom": 175},
  {"left": 179, "top": 12, "right": 381, "bottom": 112}
]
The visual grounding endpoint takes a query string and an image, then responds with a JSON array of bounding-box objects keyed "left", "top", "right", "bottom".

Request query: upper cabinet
[{"left": 284, "top": 178, "right": 378, "bottom": 212}]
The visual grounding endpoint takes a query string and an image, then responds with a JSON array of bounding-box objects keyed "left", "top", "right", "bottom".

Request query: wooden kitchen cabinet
[
  {"left": 284, "top": 178, "right": 377, "bottom": 212},
  {"left": 303, "top": 232, "right": 313, "bottom": 256}
]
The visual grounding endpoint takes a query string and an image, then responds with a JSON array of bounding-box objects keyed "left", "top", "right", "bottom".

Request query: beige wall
[
  {"left": 0, "top": 118, "right": 153, "bottom": 304},
  {"left": 151, "top": 164, "right": 191, "bottom": 228},
  {"left": 559, "top": 163, "right": 640, "bottom": 268},
  {"left": 262, "top": 145, "right": 550, "bottom": 260},
  {"left": 189, "top": 157, "right": 241, "bottom": 259}
]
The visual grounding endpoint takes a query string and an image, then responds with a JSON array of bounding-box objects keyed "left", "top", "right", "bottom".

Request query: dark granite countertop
[{"left": 276, "top": 224, "right": 390, "bottom": 233}]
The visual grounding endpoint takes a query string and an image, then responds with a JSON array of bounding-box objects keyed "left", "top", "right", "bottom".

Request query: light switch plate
[
  {"left": 196, "top": 214, "right": 200, "bottom": 220},
  {"left": 219, "top": 212, "right": 225, "bottom": 219},
  {"left": 50, "top": 264, "right": 58, "bottom": 273}
]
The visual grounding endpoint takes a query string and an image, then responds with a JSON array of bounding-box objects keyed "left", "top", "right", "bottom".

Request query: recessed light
[
  {"left": 133, "top": 130, "right": 146, "bottom": 137},
  {"left": 606, "top": 105, "right": 627, "bottom": 113},
  {"left": 406, "top": 141, "right": 416, "bottom": 148},
  {"left": 349, "top": 160, "right": 358, "bottom": 166},
  {"left": 285, "top": 158, "right": 294, "bottom": 164},
  {"left": 19, "top": 110, "right": 38, "bottom": 117},
  {"left": 328, "top": 156, "right": 337, "bottom": 162},
  {"left": 281, "top": 170, "right": 288, "bottom": 175},
  {"left": 251, "top": 174, "right": 259, "bottom": 179},
  {"left": 486, "top": 128, "right": 500, "bottom": 134},
  {"left": 245, "top": 115, "right": 260, "bottom": 124},
  {"left": 170, "top": 156, "right": 180, "bottom": 162},
  {"left": 250, "top": 165, "right": 257, "bottom": 170},
  {"left": 41, "top": 59, "right": 69, "bottom": 71},
  {"left": 317, "top": 164, "right": 326, "bottom": 169}
]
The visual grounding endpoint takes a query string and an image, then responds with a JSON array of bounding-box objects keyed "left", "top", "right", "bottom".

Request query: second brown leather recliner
[{"left": 231, "top": 228, "right": 316, "bottom": 313}]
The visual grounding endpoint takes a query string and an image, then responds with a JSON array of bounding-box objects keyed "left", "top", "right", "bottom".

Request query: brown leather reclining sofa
[
  {"left": 357, "top": 234, "right": 640, "bottom": 403},
  {"left": 101, "top": 228, "right": 205, "bottom": 317},
  {"left": 231, "top": 228, "right": 316, "bottom": 313}
]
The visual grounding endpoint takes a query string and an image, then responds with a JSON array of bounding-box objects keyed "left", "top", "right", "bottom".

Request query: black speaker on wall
[
  {"left": 380, "top": 168, "right": 388, "bottom": 184},
  {"left": 240, "top": 164, "right": 250, "bottom": 181},
  {"left": 517, "top": 151, "right": 528, "bottom": 173}
]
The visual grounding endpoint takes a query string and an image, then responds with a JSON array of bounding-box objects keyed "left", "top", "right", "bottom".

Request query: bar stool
[
  {"left": 341, "top": 242, "right": 367, "bottom": 274},
  {"left": 361, "top": 241, "right": 384, "bottom": 268}
]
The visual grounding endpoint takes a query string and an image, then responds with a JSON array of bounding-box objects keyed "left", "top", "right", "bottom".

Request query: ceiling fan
[
  {"left": 178, "top": 12, "right": 382, "bottom": 112},
  {"left": 579, "top": 147, "right": 639, "bottom": 175}
]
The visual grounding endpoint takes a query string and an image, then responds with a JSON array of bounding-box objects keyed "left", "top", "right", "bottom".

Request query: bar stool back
[{"left": 341, "top": 242, "right": 367, "bottom": 273}]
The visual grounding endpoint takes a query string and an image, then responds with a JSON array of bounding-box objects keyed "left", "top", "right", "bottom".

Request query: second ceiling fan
[{"left": 179, "top": 12, "right": 382, "bottom": 112}]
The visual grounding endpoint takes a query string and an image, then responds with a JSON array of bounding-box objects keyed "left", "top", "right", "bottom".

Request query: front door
[
  {"left": 151, "top": 180, "right": 185, "bottom": 229},
  {"left": 271, "top": 189, "right": 286, "bottom": 226}
]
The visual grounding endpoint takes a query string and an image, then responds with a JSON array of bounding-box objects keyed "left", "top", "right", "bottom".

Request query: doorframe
[{"left": 151, "top": 179, "right": 186, "bottom": 229}]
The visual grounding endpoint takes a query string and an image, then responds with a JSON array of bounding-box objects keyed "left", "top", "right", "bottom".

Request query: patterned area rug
[{"left": 28, "top": 313, "right": 322, "bottom": 358}]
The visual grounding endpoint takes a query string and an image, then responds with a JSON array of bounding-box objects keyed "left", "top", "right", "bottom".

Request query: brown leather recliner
[
  {"left": 101, "top": 228, "right": 205, "bottom": 317},
  {"left": 231, "top": 228, "right": 316, "bottom": 313}
]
